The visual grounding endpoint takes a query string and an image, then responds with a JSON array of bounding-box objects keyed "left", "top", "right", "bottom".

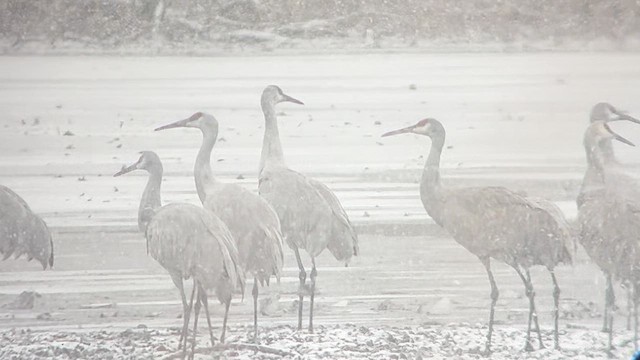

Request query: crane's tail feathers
[
  {"left": 565, "top": 219, "right": 580, "bottom": 266},
  {"left": 261, "top": 222, "right": 285, "bottom": 284},
  {"left": 48, "top": 237, "right": 54, "bottom": 269},
  {"left": 198, "top": 211, "right": 245, "bottom": 303}
]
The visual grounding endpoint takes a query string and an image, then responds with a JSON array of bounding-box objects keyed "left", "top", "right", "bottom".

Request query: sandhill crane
[
  {"left": 155, "top": 112, "right": 284, "bottom": 342},
  {"left": 258, "top": 85, "right": 359, "bottom": 333},
  {"left": 382, "top": 118, "right": 572, "bottom": 352},
  {"left": 0, "top": 185, "right": 54, "bottom": 270},
  {"left": 114, "top": 151, "right": 244, "bottom": 357},
  {"left": 582, "top": 103, "right": 640, "bottom": 332},
  {"left": 577, "top": 121, "right": 640, "bottom": 352}
]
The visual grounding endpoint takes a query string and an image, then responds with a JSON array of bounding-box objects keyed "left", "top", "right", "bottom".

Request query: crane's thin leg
[
  {"left": 170, "top": 274, "right": 188, "bottom": 350},
  {"left": 603, "top": 273, "right": 612, "bottom": 333},
  {"left": 308, "top": 257, "right": 317, "bottom": 333},
  {"left": 293, "top": 247, "right": 307, "bottom": 331},
  {"left": 606, "top": 275, "right": 615, "bottom": 354},
  {"left": 628, "top": 282, "right": 633, "bottom": 331},
  {"left": 199, "top": 283, "right": 216, "bottom": 348},
  {"left": 252, "top": 278, "right": 259, "bottom": 343},
  {"left": 513, "top": 266, "right": 534, "bottom": 351},
  {"left": 525, "top": 269, "right": 545, "bottom": 350},
  {"left": 633, "top": 281, "right": 638, "bottom": 351},
  {"left": 550, "top": 270, "right": 561, "bottom": 350},
  {"left": 190, "top": 287, "right": 202, "bottom": 360},
  {"left": 480, "top": 257, "right": 499, "bottom": 355},
  {"left": 221, "top": 300, "right": 231, "bottom": 343},
  {"left": 181, "top": 279, "right": 197, "bottom": 355}
]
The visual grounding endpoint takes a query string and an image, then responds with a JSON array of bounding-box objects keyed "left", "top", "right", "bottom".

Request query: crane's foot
[
  {"left": 523, "top": 341, "right": 534, "bottom": 352},
  {"left": 606, "top": 348, "right": 616, "bottom": 358},
  {"left": 480, "top": 347, "right": 492, "bottom": 357}
]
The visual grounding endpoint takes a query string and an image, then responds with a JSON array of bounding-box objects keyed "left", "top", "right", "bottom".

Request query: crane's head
[
  {"left": 261, "top": 85, "right": 304, "bottom": 107},
  {"left": 154, "top": 112, "right": 218, "bottom": 134},
  {"left": 586, "top": 121, "right": 635, "bottom": 147},
  {"left": 113, "top": 151, "right": 163, "bottom": 177},
  {"left": 381, "top": 118, "right": 445, "bottom": 139},
  {"left": 590, "top": 102, "right": 640, "bottom": 124}
]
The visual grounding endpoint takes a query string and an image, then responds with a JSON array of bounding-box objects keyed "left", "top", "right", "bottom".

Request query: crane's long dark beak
[
  {"left": 614, "top": 112, "right": 640, "bottom": 124},
  {"left": 155, "top": 118, "right": 190, "bottom": 131},
  {"left": 604, "top": 123, "right": 635, "bottom": 146},
  {"left": 113, "top": 162, "right": 138, "bottom": 177},
  {"left": 281, "top": 93, "right": 304, "bottom": 105},
  {"left": 381, "top": 125, "right": 415, "bottom": 137},
  {"left": 613, "top": 132, "right": 635, "bottom": 147}
]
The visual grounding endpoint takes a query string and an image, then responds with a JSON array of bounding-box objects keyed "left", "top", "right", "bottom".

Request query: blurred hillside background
[{"left": 1, "top": 0, "right": 640, "bottom": 53}]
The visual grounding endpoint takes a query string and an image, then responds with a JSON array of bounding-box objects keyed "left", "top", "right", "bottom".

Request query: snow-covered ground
[
  {"left": 1, "top": 53, "right": 640, "bottom": 358},
  {"left": 1, "top": 323, "right": 637, "bottom": 359}
]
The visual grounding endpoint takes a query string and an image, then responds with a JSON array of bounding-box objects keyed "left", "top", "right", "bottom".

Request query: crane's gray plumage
[
  {"left": 114, "top": 151, "right": 243, "bottom": 355},
  {"left": 146, "top": 203, "right": 242, "bottom": 302},
  {"left": 155, "top": 112, "right": 283, "bottom": 342},
  {"left": 258, "top": 85, "right": 358, "bottom": 332},
  {"left": 577, "top": 120, "right": 640, "bottom": 351},
  {"left": 382, "top": 118, "right": 571, "bottom": 352},
  {"left": 0, "top": 185, "right": 54, "bottom": 270},
  {"left": 579, "top": 103, "right": 640, "bottom": 335}
]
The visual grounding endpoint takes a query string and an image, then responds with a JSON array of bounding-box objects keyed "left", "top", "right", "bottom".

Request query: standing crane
[
  {"left": 114, "top": 151, "right": 244, "bottom": 357},
  {"left": 577, "top": 121, "right": 640, "bottom": 352},
  {"left": 258, "top": 85, "right": 359, "bottom": 333},
  {"left": 0, "top": 185, "right": 54, "bottom": 270},
  {"left": 581, "top": 103, "right": 640, "bottom": 333},
  {"left": 382, "top": 118, "right": 572, "bottom": 353},
  {"left": 155, "top": 112, "right": 284, "bottom": 342}
]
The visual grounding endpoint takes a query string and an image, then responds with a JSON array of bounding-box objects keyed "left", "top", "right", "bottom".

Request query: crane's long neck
[
  {"left": 600, "top": 139, "right": 615, "bottom": 163},
  {"left": 260, "top": 100, "right": 286, "bottom": 174},
  {"left": 194, "top": 129, "right": 221, "bottom": 203},
  {"left": 139, "top": 165, "right": 162, "bottom": 232},
  {"left": 580, "top": 136, "right": 611, "bottom": 196},
  {"left": 420, "top": 133, "right": 445, "bottom": 219}
]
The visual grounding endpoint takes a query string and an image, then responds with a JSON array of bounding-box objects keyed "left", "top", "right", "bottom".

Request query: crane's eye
[{"left": 417, "top": 119, "right": 430, "bottom": 127}]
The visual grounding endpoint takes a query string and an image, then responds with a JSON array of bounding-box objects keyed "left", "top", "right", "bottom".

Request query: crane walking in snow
[
  {"left": 0, "top": 185, "right": 54, "bottom": 270},
  {"left": 155, "top": 112, "right": 284, "bottom": 342},
  {"left": 258, "top": 85, "right": 359, "bottom": 333},
  {"left": 382, "top": 118, "right": 572, "bottom": 352},
  {"left": 114, "top": 151, "right": 244, "bottom": 357},
  {"left": 577, "top": 120, "right": 640, "bottom": 352}
]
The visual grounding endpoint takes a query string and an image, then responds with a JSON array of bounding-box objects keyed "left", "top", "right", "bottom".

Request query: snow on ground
[{"left": 0, "top": 323, "right": 636, "bottom": 359}]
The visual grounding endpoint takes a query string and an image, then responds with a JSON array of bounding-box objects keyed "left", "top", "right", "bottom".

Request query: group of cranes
[
  {"left": 2, "top": 85, "right": 639, "bottom": 357},
  {"left": 108, "top": 85, "right": 358, "bottom": 357},
  {"left": 381, "top": 102, "right": 640, "bottom": 354}
]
